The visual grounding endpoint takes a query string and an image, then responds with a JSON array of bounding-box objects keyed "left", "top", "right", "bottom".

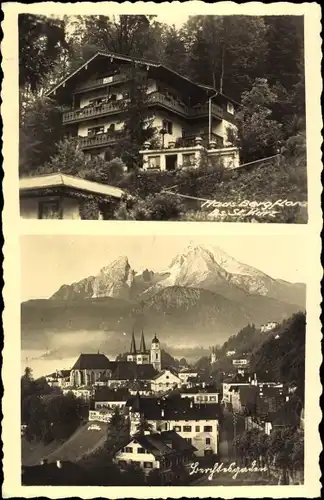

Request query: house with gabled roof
[
  {"left": 20, "top": 173, "right": 129, "bottom": 220},
  {"left": 114, "top": 429, "right": 196, "bottom": 482},
  {"left": 44, "top": 51, "right": 239, "bottom": 171}
]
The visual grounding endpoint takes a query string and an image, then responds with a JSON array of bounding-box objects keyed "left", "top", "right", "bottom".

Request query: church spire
[
  {"left": 139, "top": 329, "right": 147, "bottom": 353},
  {"left": 130, "top": 329, "right": 137, "bottom": 354}
]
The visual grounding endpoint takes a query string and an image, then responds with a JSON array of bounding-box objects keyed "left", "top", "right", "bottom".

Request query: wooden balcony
[
  {"left": 74, "top": 73, "right": 130, "bottom": 93},
  {"left": 63, "top": 101, "right": 124, "bottom": 124},
  {"left": 63, "top": 92, "right": 224, "bottom": 125},
  {"left": 78, "top": 131, "right": 123, "bottom": 150}
]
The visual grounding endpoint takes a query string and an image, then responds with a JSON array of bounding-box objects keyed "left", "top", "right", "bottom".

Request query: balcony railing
[
  {"left": 78, "top": 131, "right": 123, "bottom": 149},
  {"left": 74, "top": 73, "right": 130, "bottom": 93},
  {"left": 63, "top": 101, "right": 125, "bottom": 124},
  {"left": 63, "top": 92, "right": 224, "bottom": 124},
  {"left": 175, "top": 133, "right": 224, "bottom": 148},
  {"left": 189, "top": 102, "right": 224, "bottom": 119}
]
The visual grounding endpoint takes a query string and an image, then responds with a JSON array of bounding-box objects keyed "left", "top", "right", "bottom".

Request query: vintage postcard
[
  {"left": 1, "top": 1, "right": 322, "bottom": 499},
  {"left": 11, "top": 2, "right": 321, "bottom": 223}
]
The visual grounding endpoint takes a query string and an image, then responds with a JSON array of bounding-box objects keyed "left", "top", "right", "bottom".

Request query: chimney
[{"left": 56, "top": 460, "right": 62, "bottom": 469}]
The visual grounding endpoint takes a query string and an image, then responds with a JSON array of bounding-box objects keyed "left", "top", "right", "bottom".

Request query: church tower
[
  {"left": 127, "top": 329, "right": 137, "bottom": 362},
  {"left": 150, "top": 334, "right": 161, "bottom": 372},
  {"left": 137, "top": 330, "right": 150, "bottom": 365},
  {"left": 211, "top": 346, "right": 217, "bottom": 364}
]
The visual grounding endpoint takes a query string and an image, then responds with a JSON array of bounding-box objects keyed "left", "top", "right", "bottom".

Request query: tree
[
  {"left": 19, "top": 14, "right": 67, "bottom": 92},
  {"left": 264, "top": 16, "right": 304, "bottom": 91},
  {"left": 115, "top": 66, "right": 156, "bottom": 170},
  {"left": 234, "top": 78, "right": 283, "bottom": 162},
  {"left": 135, "top": 415, "right": 153, "bottom": 435},
  {"left": 76, "top": 15, "right": 155, "bottom": 58},
  {"left": 19, "top": 96, "right": 65, "bottom": 176}
]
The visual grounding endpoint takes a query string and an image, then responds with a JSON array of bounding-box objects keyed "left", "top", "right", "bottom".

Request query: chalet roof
[
  {"left": 19, "top": 173, "right": 126, "bottom": 199},
  {"left": 94, "top": 387, "right": 130, "bottom": 402},
  {"left": 45, "top": 51, "right": 237, "bottom": 105},
  {"left": 71, "top": 353, "right": 112, "bottom": 371},
  {"left": 127, "top": 395, "right": 222, "bottom": 421},
  {"left": 124, "top": 430, "right": 196, "bottom": 458}
]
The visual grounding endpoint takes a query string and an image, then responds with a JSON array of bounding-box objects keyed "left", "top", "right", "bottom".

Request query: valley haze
[{"left": 21, "top": 241, "right": 306, "bottom": 368}]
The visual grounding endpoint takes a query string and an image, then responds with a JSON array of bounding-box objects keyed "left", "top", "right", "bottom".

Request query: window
[
  {"left": 148, "top": 156, "right": 161, "bottom": 169},
  {"left": 118, "top": 460, "right": 127, "bottom": 467},
  {"left": 195, "top": 426, "right": 200, "bottom": 432},
  {"left": 144, "top": 462, "right": 153, "bottom": 469},
  {"left": 156, "top": 353, "right": 158, "bottom": 360},
  {"left": 173, "top": 426, "right": 181, "bottom": 432},
  {"left": 39, "top": 200, "right": 61, "bottom": 219},
  {"left": 182, "top": 153, "right": 195, "bottom": 167},
  {"left": 185, "top": 438, "right": 192, "bottom": 444},
  {"left": 206, "top": 438, "right": 211, "bottom": 445},
  {"left": 166, "top": 375, "right": 169, "bottom": 379},
  {"left": 108, "top": 123, "right": 115, "bottom": 132},
  {"left": 204, "top": 426, "right": 213, "bottom": 432},
  {"left": 162, "top": 120, "right": 173, "bottom": 134},
  {"left": 209, "top": 396, "right": 217, "bottom": 401},
  {"left": 137, "top": 447, "right": 145, "bottom": 454},
  {"left": 183, "top": 426, "right": 192, "bottom": 432},
  {"left": 125, "top": 447, "right": 133, "bottom": 453},
  {"left": 103, "top": 76, "right": 114, "bottom": 84},
  {"left": 88, "top": 126, "right": 104, "bottom": 136},
  {"left": 227, "top": 102, "right": 234, "bottom": 114},
  {"left": 110, "top": 94, "right": 117, "bottom": 102}
]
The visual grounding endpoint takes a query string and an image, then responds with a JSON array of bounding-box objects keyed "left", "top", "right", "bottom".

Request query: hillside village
[
  {"left": 19, "top": 14, "right": 307, "bottom": 223},
  {"left": 22, "top": 313, "right": 305, "bottom": 486}
]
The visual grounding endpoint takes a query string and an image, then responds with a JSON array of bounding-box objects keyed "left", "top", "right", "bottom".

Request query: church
[{"left": 127, "top": 330, "right": 161, "bottom": 372}]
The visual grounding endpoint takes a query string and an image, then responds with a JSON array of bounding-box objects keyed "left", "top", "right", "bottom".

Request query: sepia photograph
[
  {"left": 20, "top": 234, "right": 307, "bottom": 486},
  {"left": 19, "top": 11, "right": 308, "bottom": 223}
]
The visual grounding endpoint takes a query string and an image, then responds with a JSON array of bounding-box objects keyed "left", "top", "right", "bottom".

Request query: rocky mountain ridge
[{"left": 50, "top": 243, "right": 305, "bottom": 308}]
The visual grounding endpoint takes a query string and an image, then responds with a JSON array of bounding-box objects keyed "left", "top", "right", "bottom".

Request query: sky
[{"left": 21, "top": 233, "right": 308, "bottom": 302}]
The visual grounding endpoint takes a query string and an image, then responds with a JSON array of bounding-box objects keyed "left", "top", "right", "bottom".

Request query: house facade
[
  {"left": 127, "top": 395, "right": 221, "bottom": 457},
  {"left": 151, "top": 369, "right": 182, "bottom": 393},
  {"left": 46, "top": 52, "right": 239, "bottom": 171},
  {"left": 114, "top": 430, "right": 196, "bottom": 482}
]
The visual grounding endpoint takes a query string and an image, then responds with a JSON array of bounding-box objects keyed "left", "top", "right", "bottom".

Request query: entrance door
[{"left": 165, "top": 154, "right": 177, "bottom": 171}]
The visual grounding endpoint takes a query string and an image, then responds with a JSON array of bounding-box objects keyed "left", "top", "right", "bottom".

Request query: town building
[
  {"left": 260, "top": 322, "right": 279, "bottom": 333},
  {"left": 127, "top": 331, "right": 161, "bottom": 372},
  {"left": 151, "top": 369, "right": 182, "bottom": 393},
  {"left": 226, "top": 350, "right": 236, "bottom": 357},
  {"left": 106, "top": 362, "right": 157, "bottom": 389},
  {"left": 69, "top": 353, "right": 115, "bottom": 387},
  {"left": 177, "top": 368, "right": 198, "bottom": 385},
  {"left": 88, "top": 387, "right": 131, "bottom": 422},
  {"left": 45, "top": 51, "right": 239, "bottom": 170},
  {"left": 179, "top": 386, "right": 220, "bottom": 404},
  {"left": 45, "top": 370, "right": 71, "bottom": 388},
  {"left": 63, "top": 385, "right": 94, "bottom": 400},
  {"left": 114, "top": 430, "right": 196, "bottom": 482},
  {"left": 127, "top": 394, "right": 222, "bottom": 457},
  {"left": 20, "top": 173, "right": 127, "bottom": 220}
]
